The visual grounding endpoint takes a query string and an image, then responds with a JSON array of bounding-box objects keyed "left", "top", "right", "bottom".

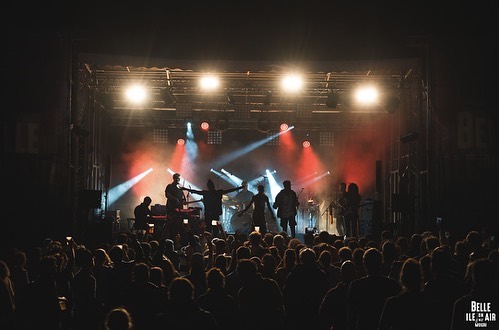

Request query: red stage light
[
  {"left": 302, "top": 140, "right": 311, "bottom": 148},
  {"left": 201, "top": 121, "right": 210, "bottom": 130},
  {"left": 280, "top": 123, "right": 289, "bottom": 131},
  {"left": 177, "top": 138, "right": 186, "bottom": 145}
]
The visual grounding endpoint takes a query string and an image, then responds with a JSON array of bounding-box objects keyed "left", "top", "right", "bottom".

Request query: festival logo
[{"left": 465, "top": 301, "right": 496, "bottom": 328}]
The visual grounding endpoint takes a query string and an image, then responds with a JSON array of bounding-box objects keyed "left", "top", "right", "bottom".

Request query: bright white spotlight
[
  {"left": 200, "top": 75, "right": 220, "bottom": 90},
  {"left": 281, "top": 74, "right": 303, "bottom": 92},
  {"left": 355, "top": 86, "right": 379, "bottom": 105},
  {"left": 125, "top": 85, "right": 148, "bottom": 104}
]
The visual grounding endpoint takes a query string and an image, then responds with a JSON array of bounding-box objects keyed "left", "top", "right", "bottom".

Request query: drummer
[{"left": 234, "top": 181, "right": 255, "bottom": 211}]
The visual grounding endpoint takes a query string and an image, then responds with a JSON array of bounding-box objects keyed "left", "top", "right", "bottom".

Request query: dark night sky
[{"left": 4, "top": 1, "right": 496, "bottom": 61}]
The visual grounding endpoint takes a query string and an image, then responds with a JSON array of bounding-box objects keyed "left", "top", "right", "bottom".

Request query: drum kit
[
  {"left": 230, "top": 212, "right": 253, "bottom": 235},
  {"left": 222, "top": 195, "right": 252, "bottom": 234}
]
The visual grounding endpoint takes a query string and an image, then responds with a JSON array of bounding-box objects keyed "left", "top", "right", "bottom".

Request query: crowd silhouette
[{"left": 1, "top": 221, "right": 498, "bottom": 330}]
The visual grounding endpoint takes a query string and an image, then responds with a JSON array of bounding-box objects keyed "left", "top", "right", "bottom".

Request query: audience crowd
[{"left": 1, "top": 223, "right": 498, "bottom": 330}]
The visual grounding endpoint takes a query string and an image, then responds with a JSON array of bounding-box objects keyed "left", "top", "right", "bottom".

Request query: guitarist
[
  {"left": 165, "top": 172, "right": 188, "bottom": 241},
  {"left": 182, "top": 178, "right": 243, "bottom": 236}
]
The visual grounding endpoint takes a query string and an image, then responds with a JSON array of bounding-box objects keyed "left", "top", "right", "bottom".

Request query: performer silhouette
[
  {"left": 165, "top": 172, "right": 187, "bottom": 241},
  {"left": 133, "top": 196, "right": 153, "bottom": 233},
  {"left": 238, "top": 184, "right": 276, "bottom": 234},
  {"left": 182, "top": 178, "right": 243, "bottom": 235},
  {"left": 344, "top": 182, "right": 361, "bottom": 238},
  {"left": 273, "top": 180, "right": 299, "bottom": 238},
  {"left": 333, "top": 182, "right": 347, "bottom": 237}
]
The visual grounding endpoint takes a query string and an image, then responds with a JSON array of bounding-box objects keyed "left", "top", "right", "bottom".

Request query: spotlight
[
  {"left": 354, "top": 86, "right": 379, "bottom": 105},
  {"left": 125, "top": 85, "right": 148, "bottom": 104},
  {"left": 303, "top": 140, "right": 311, "bottom": 148},
  {"left": 281, "top": 74, "right": 303, "bottom": 92},
  {"left": 177, "top": 138, "right": 185, "bottom": 145},
  {"left": 280, "top": 123, "right": 289, "bottom": 131},
  {"left": 200, "top": 121, "right": 210, "bottom": 130},
  {"left": 200, "top": 76, "right": 220, "bottom": 90}
]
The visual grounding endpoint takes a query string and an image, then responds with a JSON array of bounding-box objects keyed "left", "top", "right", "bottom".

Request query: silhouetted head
[
  {"left": 143, "top": 196, "right": 152, "bottom": 205},
  {"left": 207, "top": 267, "right": 225, "bottom": 289},
  {"left": 340, "top": 260, "right": 357, "bottom": 282},
  {"left": 236, "top": 245, "right": 251, "bottom": 261},
  {"left": 299, "top": 247, "right": 316, "bottom": 265},
  {"left": 237, "top": 259, "right": 258, "bottom": 284},
  {"left": 283, "top": 180, "right": 291, "bottom": 189},
  {"left": 400, "top": 258, "right": 422, "bottom": 292},
  {"left": 347, "top": 182, "right": 359, "bottom": 194},
  {"left": 173, "top": 173, "right": 181, "bottom": 182},
  {"left": 249, "top": 231, "right": 263, "bottom": 245},
  {"left": 363, "top": 247, "right": 382, "bottom": 275},
  {"left": 105, "top": 307, "right": 132, "bottom": 330},
  {"left": 169, "top": 277, "right": 195, "bottom": 304},
  {"left": 257, "top": 185, "right": 264, "bottom": 193},
  {"left": 466, "top": 231, "right": 483, "bottom": 250}
]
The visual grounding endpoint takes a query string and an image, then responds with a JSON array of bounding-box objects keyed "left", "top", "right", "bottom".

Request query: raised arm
[
  {"left": 222, "top": 185, "right": 243, "bottom": 195},
  {"left": 182, "top": 187, "right": 203, "bottom": 195}
]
